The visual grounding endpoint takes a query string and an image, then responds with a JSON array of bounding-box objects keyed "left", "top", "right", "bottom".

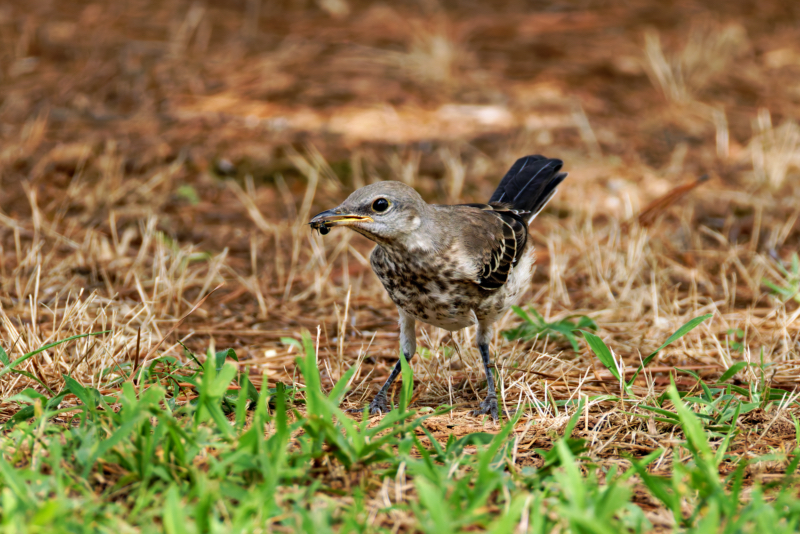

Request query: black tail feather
[{"left": 489, "top": 155, "right": 567, "bottom": 220}]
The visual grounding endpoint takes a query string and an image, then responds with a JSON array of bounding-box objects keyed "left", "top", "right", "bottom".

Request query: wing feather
[{"left": 458, "top": 203, "right": 528, "bottom": 291}]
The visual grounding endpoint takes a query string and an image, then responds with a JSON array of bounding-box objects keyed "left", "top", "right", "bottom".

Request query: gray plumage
[{"left": 309, "top": 155, "right": 567, "bottom": 419}]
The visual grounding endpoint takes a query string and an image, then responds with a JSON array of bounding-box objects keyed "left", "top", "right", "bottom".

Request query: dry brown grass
[{"left": 1, "top": 0, "right": 800, "bottom": 525}]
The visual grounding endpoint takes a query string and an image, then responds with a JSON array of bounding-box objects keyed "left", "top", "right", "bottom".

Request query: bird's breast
[{"left": 369, "top": 245, "right": 534, "bottom": 331}]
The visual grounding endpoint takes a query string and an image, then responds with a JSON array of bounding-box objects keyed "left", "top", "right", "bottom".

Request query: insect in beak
[{"left": 309, "top": 209, "right": 373, "bottom": 236}]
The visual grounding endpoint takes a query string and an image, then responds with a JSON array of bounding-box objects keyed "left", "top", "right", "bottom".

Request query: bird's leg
[
  {"left": 369, "top": 309, "right": 416, "bottom": 415},
  {"left": 368, "top": 357, "right": 405, "bottom": 414},
  {"left": 471, "top": 323, "right": 501, "bottom": 420},
  {"left": 471, "top": 343, "right": 500, "bottom": 420}
]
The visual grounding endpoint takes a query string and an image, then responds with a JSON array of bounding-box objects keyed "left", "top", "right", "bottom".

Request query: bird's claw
[
  {"left": 368, "top": 394, "right": 392, "bottom": 416},
  {"left": 345, "top": 395, "right": 392, "bottom": 416},
  {"left": 470, "top": 395, "right": 506, "bottom": 420}
]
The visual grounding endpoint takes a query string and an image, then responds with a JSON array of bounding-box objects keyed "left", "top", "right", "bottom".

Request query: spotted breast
[{"left": 370, "top": 239, "right": 535, "bottom": 332}]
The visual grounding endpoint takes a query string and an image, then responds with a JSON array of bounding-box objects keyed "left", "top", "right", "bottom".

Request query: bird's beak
[{"left": 309, "top": 209, "right": 373, "bottom": 232}]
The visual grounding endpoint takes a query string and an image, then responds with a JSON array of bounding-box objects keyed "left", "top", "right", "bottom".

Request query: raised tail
[{"left": 489, "top": 155, "right": 567, "bottom": 222}]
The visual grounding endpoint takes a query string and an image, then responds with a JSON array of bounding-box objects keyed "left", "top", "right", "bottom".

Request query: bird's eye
[{"left": 372, "top": 198, "right": 390, "bottom": 212}]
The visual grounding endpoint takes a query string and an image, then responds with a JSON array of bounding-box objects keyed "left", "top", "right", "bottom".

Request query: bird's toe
[
  {"left": 368, "top": 394, "right": 391, "bottom": 416},
  {"left": 471, "top": 395, "right": 500, "bottom": 420}
]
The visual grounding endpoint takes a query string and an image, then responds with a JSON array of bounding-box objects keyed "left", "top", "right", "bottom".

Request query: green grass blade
[
  {"left": 667, "top": 378, "right": 716, "bottom": 470},
  {"left": 556, "top": 438, "right": 586, "bottom": 508},
  {"left": 5, "top": 368, "right": 56, "bottom": 396},
  {"left": 717, "top": 362, "right": 749, "bottom": 384},
  {"left": 487, "top": 494, "right": 528, "bottom": 534},
  {"left": 563, "top": 397, "right": 585, "bottom": 438},
  {"left": 638, "top": 405, "right": 680, "bottom": 423},
  {"left": 654, "top": 314, "right": 713, "bottom": 354},
  {"left": 399, "top": 351, "right": 414, "bottom": 413},
  {"left": 715, "top": 401, "right": 741, "bottom": 465},
  {"left": 0, "top": 454, "right": 35, "bottom": 507},
  {"left": 511, "top": 305, "right": 534, "bottom": 324},
  {"left": 82, "top": 411, "right": 149, "bottom": 478},
  {"left": 414, "top": 477, "right": 453, "bottom": 534},
  {"left": 627, "top": 314, "right": 712, "bottom": 387},
  {"left": 328, "top": 365, "right": 357, "bottom": 405},
  {"left": 676, "top": 368, "right": 715, "bottom": 402},
  {"left": 214, "top": 347, "right": 238, "bottom": 370},
  {"left": 582, "top": 331, "right": 619, "bottom": 382},
  {"left": 477, "top": 410, "right": 521, "bottom": 480},
  {"left": 0, "top": 331, "right": 110, "bottom": 380},
  {"left": 63, "top": 374, "right": 93, "bottom": 408},
  {"left": 208, "top": 363, "right": 238, "bottom": 398},
  {"left": 163, "top": 485, "right": 190, "bottom": 534}
]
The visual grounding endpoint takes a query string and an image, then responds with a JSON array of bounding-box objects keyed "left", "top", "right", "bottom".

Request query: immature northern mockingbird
[{"left": 310, "top": 155, "right": 567, "bottom": 419}]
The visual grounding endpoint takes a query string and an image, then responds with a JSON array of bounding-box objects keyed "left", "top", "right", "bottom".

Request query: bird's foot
[
  {"left": 345, "top": 395, "right": 392, "bottom": 416},
  {"left": 368, "top": 394, "right": 392, "bottom": 416},
  {"left": 470, "top": 395, "right": 505, "bottom": 420}
]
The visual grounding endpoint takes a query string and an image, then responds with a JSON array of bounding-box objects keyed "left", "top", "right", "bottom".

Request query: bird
[{"left": 309, "top": 155, "right": 568, "bottom": 419}]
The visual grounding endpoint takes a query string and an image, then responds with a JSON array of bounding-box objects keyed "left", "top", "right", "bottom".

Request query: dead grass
[{"left": 1, "top": 0, "right": 800, "bottom": 527}]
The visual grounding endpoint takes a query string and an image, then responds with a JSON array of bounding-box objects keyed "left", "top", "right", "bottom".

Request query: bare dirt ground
[{"left": 1, "top": 0, "right": 800, "bottom": 523}]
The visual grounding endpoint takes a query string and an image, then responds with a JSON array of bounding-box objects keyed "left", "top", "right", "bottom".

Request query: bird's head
[{"left": 310, "top": 181, "right": 430, "bottom": 247}]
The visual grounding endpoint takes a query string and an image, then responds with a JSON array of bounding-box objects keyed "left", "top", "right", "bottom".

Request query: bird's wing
[
  {"left": 489, "top": 156, "right": 567, "bottom": 221},
  {"left": 455, "top": 203, "right": 528, "bottom": 291}
]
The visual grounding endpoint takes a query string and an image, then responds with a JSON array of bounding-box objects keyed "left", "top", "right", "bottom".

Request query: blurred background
[{"left": 0, "top": 0, "right": 799, "bottom": 396}]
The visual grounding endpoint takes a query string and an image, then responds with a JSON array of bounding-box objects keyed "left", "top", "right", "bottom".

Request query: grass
[
  {"left": 764, "top": 253, "right": 800, "bottom": 305},
  {"left": 502, "top": 306, "right": 597, "bottom": 352},
  {"left": 3, "top": 327, "right": 800, "bottom": 532},
  {"left": 2, "top": 0, "right": 800, "bottom": 531}
]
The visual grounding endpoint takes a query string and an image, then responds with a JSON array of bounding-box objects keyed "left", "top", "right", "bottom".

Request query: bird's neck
[
  {"left": 402, "top": 232, "right": 439, "bottom": 253},
  {"left": 381, "top": 211, "right": 446, "bottom": 255}
]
